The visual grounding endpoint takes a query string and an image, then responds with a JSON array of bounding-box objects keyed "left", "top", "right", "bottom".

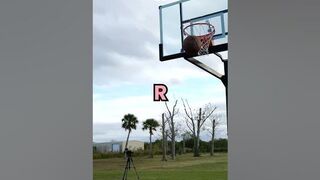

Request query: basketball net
[{"left": 183, "top": 22, "right": 215, "bottom": 56}]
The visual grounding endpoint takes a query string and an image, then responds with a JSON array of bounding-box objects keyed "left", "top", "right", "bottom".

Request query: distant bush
[
  {"left": 93, "top": 148, "right": 150, "bottom": 159},
  {"left": 183, "top": 138, "right": 228, "bottom": 153},
  {"left": 93, "top": 152, "right": 123, "bottom": 159},
  {"left": 93, "top": 139, "right": 228, "bottom": 159}
]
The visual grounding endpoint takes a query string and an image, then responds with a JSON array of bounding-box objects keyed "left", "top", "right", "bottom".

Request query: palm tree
[
  {"left": 142, "top": 119, "right": 160, "bottom": 158},
  {"left": 121, "top": 114, "right": 139, "bottom": 149}
]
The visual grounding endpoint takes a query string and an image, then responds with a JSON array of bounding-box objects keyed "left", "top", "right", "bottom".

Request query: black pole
[
  {"left": 183, "top": 53, "right": 228, "bottom": 134},
  {"left": 220, "top": 60, "right": 228, "bottom": 134},
  {"left": 179, "top": 3, "right": 184, "bottom": 52}
]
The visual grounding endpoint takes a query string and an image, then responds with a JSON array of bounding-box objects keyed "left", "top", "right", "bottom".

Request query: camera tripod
[{"left": 122, "top": 150, "right": 140, "bottom": 180}]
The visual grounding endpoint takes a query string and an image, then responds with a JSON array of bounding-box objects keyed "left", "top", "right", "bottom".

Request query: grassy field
[{"left": 93, "top": 153, "right": 227, "bottom": 180}]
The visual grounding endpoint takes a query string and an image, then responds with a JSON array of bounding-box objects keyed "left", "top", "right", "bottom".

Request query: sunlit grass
[{"left": 93, "top": 153, "right": 227, "bottom": 180}]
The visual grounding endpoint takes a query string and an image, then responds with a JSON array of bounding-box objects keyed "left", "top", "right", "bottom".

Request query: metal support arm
[
  {"left": 184, "top": 57, "right": 223, "bottom": 79},
  {"left": 184, "top": 54, "right": 228, "bottom": 134}
]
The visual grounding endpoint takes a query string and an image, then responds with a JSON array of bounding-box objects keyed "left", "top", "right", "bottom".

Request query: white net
[{"left": 183, "top": 22, "right": 215, "bottom": 55}]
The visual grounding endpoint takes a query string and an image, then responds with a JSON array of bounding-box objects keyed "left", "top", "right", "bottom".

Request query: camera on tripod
[
  {"left": 122, "top": 148, "right": 139, "bottom": 180},
  {"left": 124, "top": 148, "right": 133, "bottom": 158}
]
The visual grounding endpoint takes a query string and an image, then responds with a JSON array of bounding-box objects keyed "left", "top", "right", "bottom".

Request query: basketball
[{"left": 183, "top": 36, "right": 201, "bottom": 56}]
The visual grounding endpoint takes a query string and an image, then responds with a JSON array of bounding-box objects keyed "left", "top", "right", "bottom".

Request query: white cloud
[
  {"left": 93, "top": 50, "right": 221, "bottom": 87},
  {"left": 93, "top": 0, "right": 228, "bottom": 142},
  {"left": 93, "top": 92, "right": 227, "bottom": 142},
  {"left": 93, "top": 95, "right": 165, "bottom": 124},
  {"left": 93, "top": 0, "right": 226, "bottom": 87}
]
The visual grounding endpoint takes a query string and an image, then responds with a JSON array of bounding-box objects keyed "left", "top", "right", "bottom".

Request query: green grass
[{"left": 93, "top": 153, "right": 227, "bottom": 180}]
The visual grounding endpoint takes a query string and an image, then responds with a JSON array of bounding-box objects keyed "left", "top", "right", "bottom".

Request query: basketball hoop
[{"left": 183, "top": 22, "right": 215, "bottom": 56}]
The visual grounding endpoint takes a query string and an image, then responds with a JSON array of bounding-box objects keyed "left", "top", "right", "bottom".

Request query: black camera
[
  {"left": 122, "top": 148, "right": 139, "bottom": 179},
  {"left": 124, "top": 148, "right": 133, "bottom": 158}
]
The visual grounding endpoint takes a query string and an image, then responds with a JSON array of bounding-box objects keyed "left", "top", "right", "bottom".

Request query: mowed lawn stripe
[{"left": 94, "top": 153, "right": 227, "bottom": 180}]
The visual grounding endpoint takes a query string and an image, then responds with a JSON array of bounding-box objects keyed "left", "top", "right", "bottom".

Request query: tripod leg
[
  {"left": 122, "top": 159, "right": 129, "bottom": 180},
  {"left": 122, "top": 166, "right": 127, "bottom": 180},
  {"left": 125, "top": 168, "right": 128, "bottom": 180},
  {"left": 130, "top": 158, "right": 140, "bottom": 180}
]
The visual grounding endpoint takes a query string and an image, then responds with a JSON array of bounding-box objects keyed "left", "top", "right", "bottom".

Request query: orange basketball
[{"left": 183, "top": 36, "right": 201, "bottom": 56}]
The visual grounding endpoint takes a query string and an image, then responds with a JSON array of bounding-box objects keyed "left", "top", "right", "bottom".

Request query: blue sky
[{"left": 93, "top": 0, "right": 228, "bottom": 143}]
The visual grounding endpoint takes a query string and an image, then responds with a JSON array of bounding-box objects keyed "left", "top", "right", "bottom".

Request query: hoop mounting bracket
[{"left": 184, "top": 57, "right": 223, "bottom": 80}]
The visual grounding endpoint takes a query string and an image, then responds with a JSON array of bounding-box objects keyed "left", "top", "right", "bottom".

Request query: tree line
[
  {"left": 146, "top": 138, "right": 228, "bottom": 155},
  {"left": 121, "top": 98, "right": 227, "bottom": 160}
]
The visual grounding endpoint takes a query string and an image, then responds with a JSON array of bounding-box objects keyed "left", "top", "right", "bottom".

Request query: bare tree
[
  {"left": 182, "top": 100, "right": 217, "bottom": 157},
  {"left": 206, "top": 113, "right": 221, "bottom": 156},
  {"left": 161, "top": 113, "right": 167, "bottom": 161},
  {"left": 165, "top": 130, "right": 169, "bottom": 156},
  {"left": 172, "top": 121, "right": 183, "bottom": 155},
  {"left": 164, "top": 100, "right": 179, "bottom": 160},
  {"left": 181, "top": 131, "right": 192, "bottom": 154}
]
